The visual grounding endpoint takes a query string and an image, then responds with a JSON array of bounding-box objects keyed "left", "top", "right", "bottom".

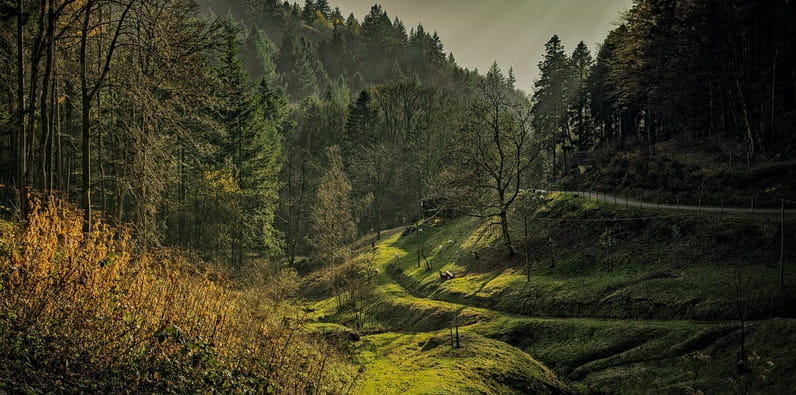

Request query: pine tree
[
  {"left": 532, "top": 35, "right": 572, "bottom": 176},
  {"left": 344, "top": 90, "right": 378, "bottom": 161},
  {"left": 328, "top": 75, "right": 351, "bottom": 107},
  {"left": 216, "top": 18, "right": 286, "bottom": 269},
  {"left": 301, "top": 0, "right": 316, "bottom": 22},
  {"left": 587, "top": 32, "right": 620, "bottom": 143},
  {"left": 346, "top": 13, "right": 360, "bottom": 34},
  {"left": 316, "top": 0, "right": 331, "bottom": 17},
  {"left": 243, "top": 27, "right": 278, "bottom": 83},
  {"left": 276, "top": 31, "right": 326, "bottom": 99},
  {"left": 569, "top": 41, "right": 594, "bottom": 148}
]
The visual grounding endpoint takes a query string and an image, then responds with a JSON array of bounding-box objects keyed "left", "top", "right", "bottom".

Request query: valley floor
[{"left": 299, "top": 194, "right": 796, "bottom": 394}]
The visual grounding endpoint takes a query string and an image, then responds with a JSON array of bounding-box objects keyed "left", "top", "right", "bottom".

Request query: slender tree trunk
[
  {"left": 735, "top": 76, "right": 756, "bottom": 156},
  {"left": 524, "top": 215, "right": 530, "bottom": 282},
  {"left": 376, "top": 200, "right": 382, "bottom": 241},
  {"left": 47, "top": 72, "right": 56, "bottom": 193},
  {"left": 499, "top": 210, "right": 514, "bottom": 257},
  {"left": 15, "top": 0, "right": 27, "bottom": 215},
  {"left": 646, "top": 110, "right": 656, "bottom": 157},
  {"left": 24, "top": 0, "right": 47, "bottom": 190},
  {"left": 78, "top": 0, "right": 133, "bottom": 231},
  {"left": 80, "top": 1, "right": 93, "bottom": 231},
  {"left": 771, "top": 48, "right": 777, "bottom": 136},
  {"left": 39, "top": 0, "right": 55, "bottom": 193}
]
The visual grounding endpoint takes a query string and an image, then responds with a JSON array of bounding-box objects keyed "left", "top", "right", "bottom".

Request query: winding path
[{"left": 544, "top": 190, "right": 796, "bottom": 215}]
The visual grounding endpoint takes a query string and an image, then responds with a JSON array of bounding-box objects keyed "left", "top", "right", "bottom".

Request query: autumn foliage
[{"left": 0, "top": 198, "right": 351, "bottom": 392}]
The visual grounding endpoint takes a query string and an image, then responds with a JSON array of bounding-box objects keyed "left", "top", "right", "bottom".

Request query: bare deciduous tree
[{"left": 438, "top": 63, "right": 540, "bottom": 256}]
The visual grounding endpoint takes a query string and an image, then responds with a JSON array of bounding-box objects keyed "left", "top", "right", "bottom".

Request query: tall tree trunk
[
  {"left": 78, "top": 0, "right": 133, "bottom": 231},
  {"left": 26, "top": 0, "right": 47, "bottom": 189},
  {"left": 646, "top": 110, "right": 656, "bottom": 156},
  {"left": 39, "top": 0, "right": 55, "bottom": 193},
  {"left": 735, "top": 76, "right": 756, "bottom": 155},
  {"left": 80, "top": 1, "right": 93, "bottom": 231},
  {"left": 46, "top": 74, "right": 55, "bottom": 193},
  {"left": 15, "top": 0, "right": 27, "bottom": 215}
]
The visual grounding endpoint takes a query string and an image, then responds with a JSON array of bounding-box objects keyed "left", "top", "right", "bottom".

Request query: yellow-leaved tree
[{"left": 309, "top": 145, "right": 357, "bottom": 265}]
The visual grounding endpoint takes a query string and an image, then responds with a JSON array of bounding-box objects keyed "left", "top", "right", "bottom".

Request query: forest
[{"left": 1, "top": 0, "right": 795, "bottom": 392}]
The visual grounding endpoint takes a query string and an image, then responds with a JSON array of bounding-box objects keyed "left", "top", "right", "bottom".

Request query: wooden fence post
[
  {"left": 781, "top": 200, "right": 786, "bottom": 287},
  {"left": 525, "top": 215, "right": 530, "bottom": 282}
]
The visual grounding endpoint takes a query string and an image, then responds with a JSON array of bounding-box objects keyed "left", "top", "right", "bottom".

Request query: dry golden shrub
[{"left": 0, "top": 198, "right": 354, "bottom": 393}]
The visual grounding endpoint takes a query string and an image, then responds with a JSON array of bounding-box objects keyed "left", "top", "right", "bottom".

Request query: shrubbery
[{"left": 0, "top": 199, "right": 353, "bottom": 392}]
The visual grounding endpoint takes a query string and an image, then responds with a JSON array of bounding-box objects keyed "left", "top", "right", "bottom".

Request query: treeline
[
  {"left": 5, "top": 0, "right": 792, "bottom": 268},
  {"left": 0, "top": 0, "right": 288, "bottom": 267},
  {"left": 0, "top": 0, "right": 486, "bottom": 270},
  {"left": 199, "top": 0, "right": 470, "bottom": 96},
  {"left": 532, "top": 0, "right": 796, "bottom": 176},
  {"left": 193, "top": 1, "right": 488, "bottom": 265}
]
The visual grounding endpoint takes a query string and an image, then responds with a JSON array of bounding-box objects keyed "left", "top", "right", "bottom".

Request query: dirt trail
[{"left": 548, "top": 190, "right": 796, "bottom": 215}]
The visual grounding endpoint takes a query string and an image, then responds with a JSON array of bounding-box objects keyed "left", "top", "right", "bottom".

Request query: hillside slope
[{"left": 299, "top": 193, "right": 796, "bottom": 393}]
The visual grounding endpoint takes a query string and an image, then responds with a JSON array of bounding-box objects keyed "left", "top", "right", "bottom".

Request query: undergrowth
[{"left": 0, "top": 198, "right": 355, "bottom": 393}]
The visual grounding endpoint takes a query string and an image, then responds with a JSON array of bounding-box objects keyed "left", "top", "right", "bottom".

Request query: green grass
[
  {"left": 383, "top": 194, "right": 796, "bottom": 321},
  {"left": 354, "top": 330, "right": 567, "bottom": 394},
  {"left": 299, "top": 194, "right": 796, "bottom": 393}
]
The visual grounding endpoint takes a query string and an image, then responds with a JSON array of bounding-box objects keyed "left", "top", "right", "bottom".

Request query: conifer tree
[
  {"left": 532, "top": 35, "right": 572, "bottom": 176},
  {"left": 316, "top": 0, "right": 331, "bottom": 17},
  {"left": 243, "top": 27, "right": 278, "bottom": 83},
  {"left": 216, "top": 18, "right": 286, "bottom": 268},
  {"left": 569, "top": 41, "right": 594, "bottom": 148},
  {"left": 301, "top": 0, "right": 316, "bottom": 22},
  {"left": 343, "top": 90, "right": 378, "bottom": 161},
  {"left": 276, "top": 31, "right": 326, "bottom": 99}
]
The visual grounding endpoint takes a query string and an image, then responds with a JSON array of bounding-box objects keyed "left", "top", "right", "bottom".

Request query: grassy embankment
[
  {"left": 301, "top": 192, "right": 796, "bottom": 393},
  {"left": 560, "top": 138, "right": 796, "bottom": 209}
]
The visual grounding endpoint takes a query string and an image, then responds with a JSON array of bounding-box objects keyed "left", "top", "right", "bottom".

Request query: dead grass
[{"left": 0, "top": 198, "right": 355, "bottom": 393}]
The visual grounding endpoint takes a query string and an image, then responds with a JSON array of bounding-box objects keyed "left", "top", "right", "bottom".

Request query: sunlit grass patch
[{"left": 355, "top": 330, "right": 569, "bottom": 394}]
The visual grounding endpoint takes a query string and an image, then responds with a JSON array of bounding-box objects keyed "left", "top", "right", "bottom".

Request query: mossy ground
[{"left": 300, "top": 194, "right": 796, "bottom": 393}]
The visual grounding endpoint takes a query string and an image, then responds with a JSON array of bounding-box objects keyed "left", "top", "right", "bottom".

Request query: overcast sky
[{"left": 330, "top": 0, "right": 632, "bottom": 91}]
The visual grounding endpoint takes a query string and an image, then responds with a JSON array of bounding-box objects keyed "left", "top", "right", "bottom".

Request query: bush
[{"left": 0, "top": 198, "right": 354, "bottom": 393}]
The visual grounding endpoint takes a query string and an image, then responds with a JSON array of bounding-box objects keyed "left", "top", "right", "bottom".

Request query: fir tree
[
  {"left": 344, "top": 90, "right": 378, "bottom": 161},
  {"left": 532, "top": 35, "right": 572, "bottom": 176},
  {"left": 569, "top": 41, "right": 594, "bottom": 148}
]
